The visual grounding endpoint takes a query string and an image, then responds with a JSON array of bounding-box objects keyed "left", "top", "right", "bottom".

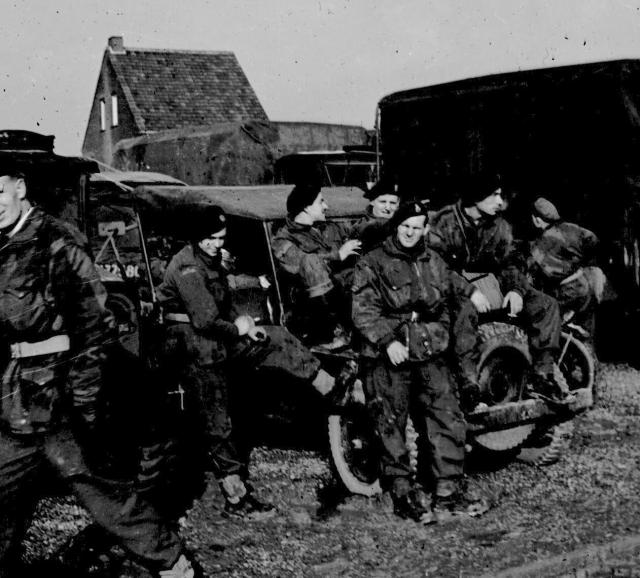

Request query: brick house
[
  {"left": 82, "top": 36, "right": 268, "bottom": 166},
  {"left": 82, "top": 36, "right": 370, "bottom": 185}
]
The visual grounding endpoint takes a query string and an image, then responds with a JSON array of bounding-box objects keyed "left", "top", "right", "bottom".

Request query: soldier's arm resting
[{"left": 173, "top": 267, "right": 239, "bottom": 338}]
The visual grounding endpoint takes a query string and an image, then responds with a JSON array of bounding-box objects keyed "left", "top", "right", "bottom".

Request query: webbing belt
[{"left": 10, "top": 335, "right": 70, "bottom": 359}]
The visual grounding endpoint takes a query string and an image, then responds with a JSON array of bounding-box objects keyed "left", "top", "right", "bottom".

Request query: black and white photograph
[{"left": 1, "top": 1, "right": 640, "bottom": 576}]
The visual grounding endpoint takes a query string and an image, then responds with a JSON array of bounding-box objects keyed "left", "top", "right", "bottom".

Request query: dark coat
[{"left": 352, "top": 237, "right": 473, "bottom": 359}]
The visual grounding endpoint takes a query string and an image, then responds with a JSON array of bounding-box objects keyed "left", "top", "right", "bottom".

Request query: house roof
[{"left": 108, "top": 47, "right": 268, "bottom": 133}]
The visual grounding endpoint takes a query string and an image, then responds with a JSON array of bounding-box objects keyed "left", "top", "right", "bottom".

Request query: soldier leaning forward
[
  {"left": 352, "top": 201, "right": 489, "bottom": 525},
  {"left": 157, "top": 205, "right": 352, "bottom": 520},
  {"left": 428, "top": 172, "right": 571, "bottom": 406},
  {"left": 0, "top": 166, "right": 197, "bottom": 578},
  {"left": 529, "top": 197, "right": 605, "bottom": 335}
]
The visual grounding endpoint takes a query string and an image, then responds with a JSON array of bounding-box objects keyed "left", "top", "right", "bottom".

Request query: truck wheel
[
  {"left": 472, "top": 322, "right": 536, "bottom": 453},
  {"left": 517, "top": 419, "right": 575, "bottom": 466},
  {"left": 328, "top": 414, "right": 418, "bottom": 497}
]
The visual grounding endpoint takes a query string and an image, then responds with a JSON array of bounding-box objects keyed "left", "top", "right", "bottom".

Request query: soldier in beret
[
  {"left": 350, "top": 179, "right": 400, "bottom": 253},
  {"left": 428, "top": 172, "right": 571, "bottom": 405},
  {"left": 273, "top": 183, "right": 362, "bottom": 349},
  {"left": 352, "top": 201, "right": 489, "bottom": 524},
  {"left": 529, "top": 197, "right": 604, "bottom": 335},
  {"left": 157, "top": 205, "right": 356, "bottom": 520}
]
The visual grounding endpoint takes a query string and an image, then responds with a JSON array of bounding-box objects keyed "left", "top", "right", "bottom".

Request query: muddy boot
[
  {"left": 390, "top": 479, "right": 436, "bottom": 525},
  {"left": 527, "top": 372, "right": 575, "bottom": 407},
  {"left": 159, "top": 551, "right": 203, "bottom": 578},
  {"left": 220, "top": 475, "right": 276, "bottom": 521},
  {"left": 458, "top": 377, "right": 483, "bottom": 414},
  {"left": 433, "top": 479, "right": 489, "bottom": 521}
]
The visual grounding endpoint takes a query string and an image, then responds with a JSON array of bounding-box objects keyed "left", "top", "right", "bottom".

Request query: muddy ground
[{"left": 20, "top": 363, "right": 640, "bottom": 577}]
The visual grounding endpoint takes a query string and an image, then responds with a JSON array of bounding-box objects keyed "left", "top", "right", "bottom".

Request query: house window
[
  {"left": 99, "top": 99, "right": 106, "bottom": 131},
  {"left": 111, "top": 94, "right": 119, "bottom": 127}
]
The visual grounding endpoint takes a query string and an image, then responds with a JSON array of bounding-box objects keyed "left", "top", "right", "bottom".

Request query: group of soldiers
[{"left": 0, "top": 160, "right": 603, "bottom": 576}]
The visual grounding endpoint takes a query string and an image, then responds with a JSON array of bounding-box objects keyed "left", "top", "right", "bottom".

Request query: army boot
[
  {"left": 527, "top": 372, "right": 576, "bottom": 407},
  {"left": 220, "top": 475, "right": 276, "bottom": 521},
  {"left": 432, "top": 479, "right": 489, "bottom": 521},
  {"left": 390, "top": 478, "right": 437, "bottom": 525}
]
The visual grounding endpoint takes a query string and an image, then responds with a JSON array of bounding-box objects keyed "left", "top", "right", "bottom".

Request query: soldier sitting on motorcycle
[
  {"left": 428, "top": 172, "right": 572, "bottom": 406},
  {"left": 273, "top": 183, "right": 362, "bottom": 350},
  {"left": 352, "top": 200, "right": 489, "bottom": 524},
  {"left": 157, "top": 205, "right": 357, "bottom": 520},
  {"left": 529, "top": 197, "right": 606, "bottom": 337}
]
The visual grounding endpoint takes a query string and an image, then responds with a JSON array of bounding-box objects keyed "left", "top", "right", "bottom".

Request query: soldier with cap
[
  {"left": 350, "top": 179, "right": 400, "bottom": 253},
  {"left": 0, "top": 164, "right": 199, "bottom": 577},
  {"left": 529, "top": 197, "right": 604, "bottom": 335},
  {"left": 428, "top": 173, "right": 571, "bottom": 405},
  {"left": 352, "top": 200, "right": 489, "bottom": 524},
  {"left": 272, "top": 183, "right": 362, "bottom": 349},
  {"left": 157, "top": 204, "right": 356, "bottom": 520}
]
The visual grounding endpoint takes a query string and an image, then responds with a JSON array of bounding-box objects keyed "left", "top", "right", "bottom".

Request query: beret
[
  {"left": 533, "top": 197, "right": 560, "bottom": 222},
  {"left": 389, "top": 200, "right": 430, "bottom": 229},
  {"left": 364, "top": 179, "right": 399, "bottom": 201},
  {"left": 460, "top": 172, "right": 503, "bottom": 206},
  {"left": 286, "top": 183, "right": 321, "bottom": 217}
]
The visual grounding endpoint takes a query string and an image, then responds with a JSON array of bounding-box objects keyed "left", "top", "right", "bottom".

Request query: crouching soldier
[
  {"left": 0, "top": 165, "right": 198, "bottom": 578},
  {"left": 352, "top": 201, "right": 489, "bottom": 524},
  {"left": 273, "top": 183, "right": 362, "bottom": 349},
  {"left": 529, "top": 197, "right": 605, "bottom": 336},
  {"left": 157, "top": 205, "right": 354, "bottom": 520},
  {"left": 428, "top": 173, "right": 571, "bottom": 406}
]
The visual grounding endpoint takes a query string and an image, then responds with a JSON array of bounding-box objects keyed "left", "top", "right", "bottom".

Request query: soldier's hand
[
  {"left": 386, "top": 341, "right": 409, "bottom": 365},
  {"left": 470, "top": 289, "right": 491, "bottom": 313},
  {"left": 339, "top": 239, "right": 362, "bottom": 261},
  {"left": 234, "top": 315, "right": 255, "bottom": 336},
  {"left": 502, "top": 291, "right": 524, "bottom": 316},
  {"left": 248, "top": 326, "right": 267, "bottom": 342}
]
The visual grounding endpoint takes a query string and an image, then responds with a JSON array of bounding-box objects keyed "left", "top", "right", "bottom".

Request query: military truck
[{"left": 376, "top": 59, "right": 640, "bottom": 359}]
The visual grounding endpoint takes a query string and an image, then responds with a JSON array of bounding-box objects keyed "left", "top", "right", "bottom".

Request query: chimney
[{"left": 108, "top": 36, "right": 125, "bottom": 54}]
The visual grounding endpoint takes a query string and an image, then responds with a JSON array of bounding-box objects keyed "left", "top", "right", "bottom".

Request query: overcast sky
[{"left": 2, "top": 0, "right": 640, "bottom": 156}]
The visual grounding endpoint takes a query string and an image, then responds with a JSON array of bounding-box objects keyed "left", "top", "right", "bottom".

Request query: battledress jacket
[
  {"left": 352, "top": 237, "right": 474, "bottom": 360},
  {"left": 0, "top": 206, "right": 113, "bottom": 430},
  {"left": 157, "top": 243, "right": 241, "bottom": 365},
  {"left": 428, "top": 202, "right": 531, "bottom": 297},
  {"left": 529, "top": 221, "right": 599, "bottom": 284}
]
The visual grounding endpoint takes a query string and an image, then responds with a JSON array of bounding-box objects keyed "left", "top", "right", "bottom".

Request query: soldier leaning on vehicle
[
  {"left": 428, "top": 172, "right": 573, "bottom": 406},
  {"left": 352, "top": 201, "right": 489, "bottom": 524},
  {"left": 349, "top": 179, "right": 400, "bottom": 254},
  {"left": 272, "top": 183, "right": 362, "bottom": 349},
  {"left": 0, "top": 164, "right": 199, "bottom": 578},
  {"left": 156, "top": 205, "right": 360, "bottom": 520},
  {"left": 528, "top": 197, "right": 606, "bottom": 336}
]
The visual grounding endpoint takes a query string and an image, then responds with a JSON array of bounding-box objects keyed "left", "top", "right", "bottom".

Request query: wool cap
[
  {"left": 460, "top": 172, "right": 503, "bottom": 206},
  {"left": 389, "top": 199, "right": 430, "bottom": 229},
  {"left": 532, "top": 197, "right": 561, "bottom": 222},
  {"left": 286, "top": 183, "right": 322, "bottom": 217}
]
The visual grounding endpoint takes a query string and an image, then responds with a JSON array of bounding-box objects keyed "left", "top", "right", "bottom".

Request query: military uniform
[
  {"left": 350, "top": 207, "right": 392, "bottom": 254},
  {"left": 529, "top": 220, "right": 600, "bottom": 332},
  {"left": 273, "top": 218, "right": 354, "bottom": 342},
  {"left": 428, "top": 201, "right": 561, "bottom": 375},
  {"left": 0, "top": 207, "right": 184, "bottom": 575},
  {"left": 352, "top": 235, "right": 474, "bottom": 496},
  {"left": 157, "top": 243, "right": 321, "bottom": 483}
]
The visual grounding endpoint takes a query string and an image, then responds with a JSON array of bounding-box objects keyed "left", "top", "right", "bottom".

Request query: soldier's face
[
  {"left": 0, "top": 176, "right": 26, "bottom": 229},
  {"left": 304, "top": 193, "right": 328, "bottom": 222},
  {"left": 397, "top": 215, "right": 427, "bottom": 248},
  {"left": 198, "top": 228, "right": 227, "bottom": 257},
  {"left": 475, "top": 188, "right": 504, "bottom": 216},
  {"left": 370, "top": 194, "right": 400, "bottom": 219}
]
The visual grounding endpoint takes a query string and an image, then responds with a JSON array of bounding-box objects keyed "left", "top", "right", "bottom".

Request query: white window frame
[
  {"left": 111, "top": 94, "right": 119, "bottom": 127},
  {"left": 99, "top": 99, "right": 106, "bottom": 132}
]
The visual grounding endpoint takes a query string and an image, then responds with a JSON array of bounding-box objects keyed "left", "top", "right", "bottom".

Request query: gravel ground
[{"left": 21, "top": 362, "right": 640, "bottom": 577}]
